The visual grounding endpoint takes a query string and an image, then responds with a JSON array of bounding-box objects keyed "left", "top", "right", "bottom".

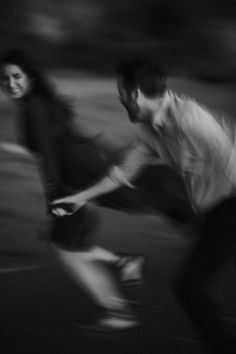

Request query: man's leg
[{"left": 175, "top": 198, "right": 236, "bottom": 353}]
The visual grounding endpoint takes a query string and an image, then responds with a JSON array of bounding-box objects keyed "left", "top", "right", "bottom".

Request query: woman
[{"left": 0, "top": 49, "right": 146, "bottom": 331}]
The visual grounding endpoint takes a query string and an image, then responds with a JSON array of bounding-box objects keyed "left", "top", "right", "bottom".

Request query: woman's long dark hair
[{"left": 0, "top": 48, "right": 74, "bottom": 123}]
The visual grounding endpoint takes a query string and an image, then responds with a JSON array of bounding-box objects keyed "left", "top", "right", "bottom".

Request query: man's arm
[{"left": 51, "top": 137, "right": 155, "bottom": 207}]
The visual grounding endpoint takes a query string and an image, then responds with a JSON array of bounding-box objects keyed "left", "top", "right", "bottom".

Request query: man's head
[{"left": 116, "top": 60, "right": 167, "bottom": 123}]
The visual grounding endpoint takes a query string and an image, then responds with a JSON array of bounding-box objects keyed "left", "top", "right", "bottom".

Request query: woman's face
[{"left": 0, "top": 64, "right": 33, "bottom": 99}]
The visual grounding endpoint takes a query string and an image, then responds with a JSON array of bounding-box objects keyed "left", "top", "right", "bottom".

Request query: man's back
[{"left": 138, "top": 92, "right": 236, "bottom": 213}]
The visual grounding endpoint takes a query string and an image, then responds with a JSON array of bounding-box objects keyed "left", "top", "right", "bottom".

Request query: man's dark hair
[{"left": 116, "top": 60, "right": 166, "bottom": 98}]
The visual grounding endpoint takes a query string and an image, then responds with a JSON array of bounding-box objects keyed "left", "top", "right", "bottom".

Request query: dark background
[{"left": 1, "top": 0, "right": 236, "bottom": 80}]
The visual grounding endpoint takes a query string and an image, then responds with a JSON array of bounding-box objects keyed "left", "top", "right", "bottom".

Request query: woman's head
[
  {"left": 0, "top": 49, "right": 54, "bottom": 100},
  {"left": 0, "top": 48, "right": 75, "bottom": 124},
  {"left": 0, "top": 49, "right": 36, "bottom": 99}
]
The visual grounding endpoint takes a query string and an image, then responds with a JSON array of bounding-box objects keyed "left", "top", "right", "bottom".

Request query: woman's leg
[
  {"left": 67, "top": 245, "right": 146, "bottom": 285},
  {"left": 50, "top": 205, "right": 139, "bottom": 329},
  {"left": 51, "top": 245, "right": 131, "bottom": 314}
]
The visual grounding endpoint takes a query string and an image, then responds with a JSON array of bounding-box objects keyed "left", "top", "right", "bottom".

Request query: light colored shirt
[{"left": 109, "top": 91, "right": 236, "bottom": 214}]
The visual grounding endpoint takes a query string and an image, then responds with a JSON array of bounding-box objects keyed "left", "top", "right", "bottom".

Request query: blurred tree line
[{"left": 1, "top": 0, "right": 236, "bottom": 80}]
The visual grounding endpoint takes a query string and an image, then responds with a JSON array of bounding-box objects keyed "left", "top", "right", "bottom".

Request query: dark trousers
[{"left": 175, "top": 197, "right": 236, "bottom": 354}]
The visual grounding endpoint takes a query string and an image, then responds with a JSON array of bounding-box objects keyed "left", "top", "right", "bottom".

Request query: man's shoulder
[
  {"left": 171, "top": 93, "right": 198, "bottom": 111},
  {"left": 172, "top": 93, "right": 236, "bottom": 136},
  {"left": 171, "top": 93, "right": 212, "bottom": 122}
]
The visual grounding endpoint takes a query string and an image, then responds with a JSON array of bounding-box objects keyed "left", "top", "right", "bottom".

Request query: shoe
[
  {"left": 116, "top": 253, "right": 147, "bottom": 286},
  {"left": 98, "top": 310, "right": 140, "bottom": 331},
  {"left": 72, "top": 309, "right": 140, "bottom": 334}
]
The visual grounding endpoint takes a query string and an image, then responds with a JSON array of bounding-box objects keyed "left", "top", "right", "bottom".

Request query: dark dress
[{"left": 20, "top": 90, "right": 193, "bottom": 251}]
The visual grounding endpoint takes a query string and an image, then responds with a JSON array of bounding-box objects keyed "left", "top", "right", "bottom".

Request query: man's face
[{"left": 117, "top": 78, "right": 144, "bottom": 123}]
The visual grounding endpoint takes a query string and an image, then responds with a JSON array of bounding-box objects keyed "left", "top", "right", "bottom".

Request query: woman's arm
[{"left": 28, "top": 97, "right": 71, "bottom": 205}]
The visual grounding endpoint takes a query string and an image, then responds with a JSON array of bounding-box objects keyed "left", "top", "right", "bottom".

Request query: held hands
[{"left": 50, "top": 194, "right": 86, "bottom": 218}]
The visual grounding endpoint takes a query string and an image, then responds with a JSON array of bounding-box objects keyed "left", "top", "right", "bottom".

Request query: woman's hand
[{"left": 49, "top": 194, "right": 86, "bottom": 217}]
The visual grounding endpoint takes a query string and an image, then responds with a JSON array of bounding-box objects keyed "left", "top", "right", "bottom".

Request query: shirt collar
[{"left": 151, "top": 90, "right": 173, "bottom": 128}]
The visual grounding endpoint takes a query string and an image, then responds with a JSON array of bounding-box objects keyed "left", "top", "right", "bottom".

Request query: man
[{"left": 52, "top": 60, "right": 236, "bottom": 352}]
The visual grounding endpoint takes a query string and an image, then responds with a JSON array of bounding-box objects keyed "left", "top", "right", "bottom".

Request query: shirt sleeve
[{"left": 108, "top": 135, "right": 157, "bottom": 187}]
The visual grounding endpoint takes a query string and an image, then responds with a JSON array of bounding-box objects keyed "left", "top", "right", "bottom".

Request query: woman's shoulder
[
  {"left": 25, "top": 90, "right": 73, "bottom": 131},
  {"left": 27, "top": 91, "right": 64, "bottom": 116}
]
